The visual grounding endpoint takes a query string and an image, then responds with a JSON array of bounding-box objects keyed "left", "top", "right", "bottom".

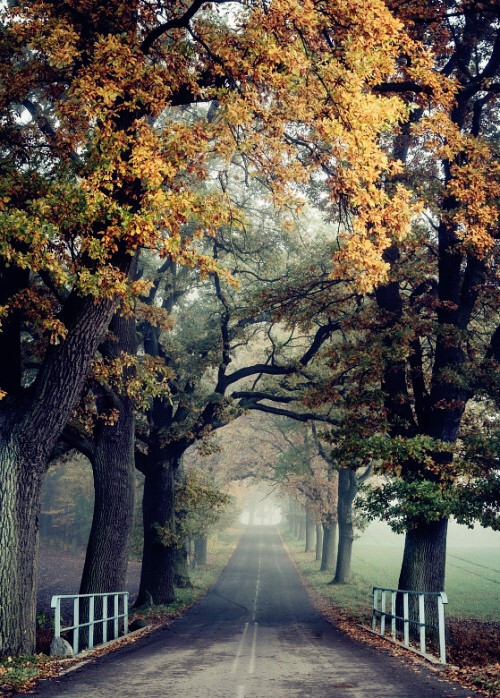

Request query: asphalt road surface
[{"left": 29, "top": 527, "right": 478, "bottom": 697}]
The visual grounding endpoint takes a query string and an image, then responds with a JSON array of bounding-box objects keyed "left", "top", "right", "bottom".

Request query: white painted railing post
[
  {"left": 114, "top": 594, "right": 119, "bottom": 639},
  {"left": 73, "top": 597, "right": 79, "bottom": 656},
  {"left": 103, "top": 594, "right": 108, "bottom": 643},
  {"left": 438, "top": 592, "right": 448, "bottom": 664},
  {"left": 403, "top": 592, "right": 409, "bottom": 647},
  {"left": 371, "top": 588, "right": 379, "bottom": 631},
  {"left": 380, "top": 590, "right": 387, "bottom": 636},
  {"left": 391, "top": 591, "right": 397, "bottom": 640},
  {"left": 53, "top": 597, "right": 61, "bottom": 639},
  {"left": 418, "top": 593, "right": 426, "bottom": 655},
  {"left": 88, "top": 595, "right": 95, "bottom": 650},
  {"left": 124, "top": 595, "right": 129, "bottom": 637}
]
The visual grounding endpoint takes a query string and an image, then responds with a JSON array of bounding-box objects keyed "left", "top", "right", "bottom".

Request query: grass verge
[{"left": 281, "top": 529, "right": 500, "bottom": 698}]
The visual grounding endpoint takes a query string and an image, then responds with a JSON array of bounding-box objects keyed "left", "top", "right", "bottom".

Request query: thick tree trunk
[
  {"left": 79, "top": 418, "right": 135, "bottom": 595},
  {"left": 315, "top": 524, "right": 323, "bottom": 561},
  {"left": 332, "top": 469, "right": 357, "bottom": 584},
  {"left": 305, "top": 506, "right": 315, "bottom": 552},
  {"left": 332, "top": 519, "right": 354, "bottom": 584},
  {"left": 320, "top": 515, "right": 337, "bottom": 571},
  {"left": 0, "top": 444, "right": 43, "bottom": 655},
  {"left": 135, "top": 453, "right": 179, "bottom": 607},
  {"left": 297, "top": 516, "right": 305, "bottom": 541},
  {"left": 174, "top": 543, "right": 193, "bottom": 588},
  {"left": 398, "top": 519, "right": 448, "bottom": 637},
  {"left": 399, "top": 519, "right": 448, "bottom": 592},
  {"left": 0, "top": 294, "right": 118, "bottom": 656},
  {"left": 80, "top": 313, "right": 137, "bottom": 597},
  {"left": 195, "top": 536, "right": 208, "bottom": 566}
]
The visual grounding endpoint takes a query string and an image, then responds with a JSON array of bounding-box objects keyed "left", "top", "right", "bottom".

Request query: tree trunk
[
  {"left": 80, "top": 312, "right": 137, "bottom": 596},
  {"left": 0, "top": 293, "right": 118, "bottom": 656},
  {"left": 315, "top": 524, "right": 323, "bottom": 561},
  {"left": 297, "top": 516, "right": 305, "bottom": 540},
  {"left": 320, "top": 515, "right": 337, "bottom": 571},
  {"left": 332, "top": 519, "right": 354, "bottom": 584},
  {"left": 397, "top": 519, "right": 448, "bottom": 637},
  {"left": 305, "top": 506, "right": 315, "bottom": 552},
  {"left": 332, "top": 469, "right": 357, "bottom": 584},
  {"left": 0, "top": 444, "right": 43, "bottom": 655},
  {"left": 174, "top": 542, "right": 193, "bottom": 588},
  {"left": 79, "top": 418, "right": 135, "bottom": 596},
  {"left": 399, "top": 519, "right": 448, "bottom": 592},
  {"left": 135, "top": 453, "right": 178, "bottom": 607},
  {"left": 195, "top": 536, "right": 208, "bottom": 566}
]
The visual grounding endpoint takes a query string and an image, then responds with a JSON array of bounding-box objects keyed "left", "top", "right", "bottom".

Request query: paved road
[{"left": 29, "top": 527, "right": 477, "bottom": 697}]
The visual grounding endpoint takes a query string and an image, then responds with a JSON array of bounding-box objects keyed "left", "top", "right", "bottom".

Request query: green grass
[
  {"left": 282, "top": 525, "right": 500, "bottom": 623},
  {"left": 0, "top": 655, "right": 45, "bottom": 693}
]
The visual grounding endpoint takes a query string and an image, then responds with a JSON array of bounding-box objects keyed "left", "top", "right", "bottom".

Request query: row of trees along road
[
  {"left": 234, "top": 0, "right": 500, "bottom": 597},
  {"left": 0, "top": 0, "right": 498, "bottom": 656}
]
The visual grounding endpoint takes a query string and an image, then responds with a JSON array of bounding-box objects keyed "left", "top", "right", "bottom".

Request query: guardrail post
[
  {"left": 372, "top": 588, "right": 378, "bottom": 631},
  {"left": 88, "top": 595, "right": 95, "bottom": 649},
  {"left": 103, "top": 594, "right": 108, "bottom": 643},
  {"left": 418, "top": 593, "right": 426, "bottom": 655},
  {"left": 380, "top": 590, "right": 387, "bottom": 636},
  {"left": 114, "top": 594, "right": 119, "bottom": 639},
  {"left": 403, "top": 592, "right": 409, "bottom": 647},
  {"left": 438, "top": 592, "right": 448, "bottom": 664},
  {"left": 52, "top": 596, "right": 61, "bottom": 640},
  {"left": 391, "top": 591, "right": 397, "bottom": 640},
  {"left": 124, "top": 593, "right": 129, "bottom": 637},
  {"left": 73, "top": 597, "right": 79, "bottom": 655}
]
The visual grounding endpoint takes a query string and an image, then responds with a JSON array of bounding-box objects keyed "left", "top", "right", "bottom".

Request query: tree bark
[
  {"left": 0, "top": 443, "right": 43, "bottom": 655},
  {"left": 398, "top": 519, "right": 448, "bottom": 592},
  {"left": 332, "top": 469, "right": 357, "bottom": 584},
  {"left": 135, "top": 451, "right": 179, "bottom": 607},
  {"left": 398, "top": 519, "right": 448, "bottom": 637},
  {"left": 79, "top": 419, "right": 135, "bottom": 595},
  {"left": 195, "top": 536, "right": 208, "bottom": 566},
  {"left": 80, "top": 313, "right": 137, "bottom": 597},
  {"left": 174, "top": 543, "right": 193, "bottom": 588},
  {"left": 305, "top": 506, "right": 315, "bottom": 552},
  {"left": 0, "top": 293, "right": 118, "bottom": 656},
  {"left": 320, "top": 514, "right": 337, "bottom": 571},
  {"left": 315, "top": 523, "right": 323, "bottom": 561},
  {"left": 297, "top": 515, "right": 305, "bottom": 541}
]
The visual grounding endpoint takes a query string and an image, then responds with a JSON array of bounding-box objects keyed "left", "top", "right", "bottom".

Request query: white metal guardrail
[
  {"left": 51, "top": 591, "right": 129, "bottom": 656},
  {"left": 372, "top": 587, "right": 448, "bottom": 663}
]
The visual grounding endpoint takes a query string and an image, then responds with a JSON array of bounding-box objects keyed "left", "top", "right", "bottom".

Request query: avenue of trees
[{"left": 0, "top": 0, "right": 498, "bottom": 657}]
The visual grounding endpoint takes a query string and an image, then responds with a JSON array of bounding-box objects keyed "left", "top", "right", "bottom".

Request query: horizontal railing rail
[
  {"left": 51, "top": 591, "right": 129, "bottom": 656},
  {"left": 372, "top": 587, "right": 448, "bottom": 663}
]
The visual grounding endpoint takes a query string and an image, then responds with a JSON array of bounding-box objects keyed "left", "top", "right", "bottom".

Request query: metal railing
[
  {"left": 372, "top": 587, "right": 448, "bottom": 663},
  {"left": 51, "top": 591, "right": 129, "bottom": 656}
]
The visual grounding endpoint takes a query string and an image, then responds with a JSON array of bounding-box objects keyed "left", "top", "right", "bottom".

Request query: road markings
[
  {"left": 233, "top": 536, "right": 262, "bottom": 688},
  {"left": 252, "top": 539, "right": 263, "bottom": 622},
  {"left": 249, "top": 622, "right": 258, "bottom": 674},
  {"left": 231, "top": 622, "right": 249, "bottom": 675}
]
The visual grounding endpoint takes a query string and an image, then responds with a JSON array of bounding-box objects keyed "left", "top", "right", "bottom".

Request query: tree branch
[
  {"left": 222, "top": 318, "right": 342, "bottom": 389},
  {"left": 141, "top": 0, "right": 235, "bottom": 55}
]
